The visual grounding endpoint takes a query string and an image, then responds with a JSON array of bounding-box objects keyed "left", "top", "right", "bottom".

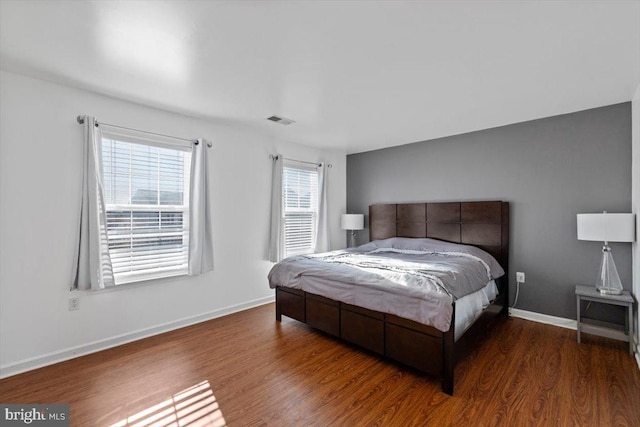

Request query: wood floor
[{"left": 1, "top": 303, "right": 639, "bottom": 426}]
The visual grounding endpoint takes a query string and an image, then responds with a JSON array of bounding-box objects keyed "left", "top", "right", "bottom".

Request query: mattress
[{"left": 455, "top": 280, "right": 498, "bottom": 340}]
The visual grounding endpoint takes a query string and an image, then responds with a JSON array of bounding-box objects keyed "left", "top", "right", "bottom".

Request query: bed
[{"left": 269, "top": 201, "right": 509, "bottom": 395}]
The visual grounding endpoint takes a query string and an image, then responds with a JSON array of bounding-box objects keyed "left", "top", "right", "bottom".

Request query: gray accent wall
[{"left": 347, "top": 103, "right": 632, "bottom": 320}]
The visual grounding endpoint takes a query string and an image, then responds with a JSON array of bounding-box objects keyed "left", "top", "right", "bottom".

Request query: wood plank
[
  {"left": 276, "top": 287, "right": 305, "bottom": 322},
  {"left": 397, "top": 221, "right": 426, "bottom": 238},
  {"left": 461, "top": 223, "right": 502, "bottom": 246},
  {"left": 385, "top": 323, "right": 443, "bottom": 376},
  {"left": 397, "top": 204, "right": 426, "bottom": 238},
  {"left": 306, "top": 295, "right": 340, "bottom": 337},
  {"left": 341, "top": 309, "right": 384, "bottom": 355},
  {"left": 369, "top": 204, "right": 397, "bottom": 240},
  {"left": 385, "top": 313, "right": 441, "bottom": 337},
  {"left": 461, "top": 201, "right": 502, "bottom": 223},
  {"left": 341, "top": 303, "right": 384, "bottom": 320},
  {"left": 0, "top": 304, "right": 638, "bottom": 426},
  {"left": 427, "top": 202, "right": 460, "bottom": 223},
  {"left": 397, "top": 203, "right": 426, "bottom": 222},
  {"left": 427, "top": 223, "right": 461, "bottom": 242}
]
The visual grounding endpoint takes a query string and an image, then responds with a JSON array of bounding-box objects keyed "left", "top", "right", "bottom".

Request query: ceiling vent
[{"left": 267, "top": 115, "right": 295, "bottom": 125}]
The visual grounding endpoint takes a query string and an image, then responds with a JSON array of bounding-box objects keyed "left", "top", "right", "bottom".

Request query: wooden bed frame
[{"left": 275, "top": 200, "right": 509, "bottom": 395}]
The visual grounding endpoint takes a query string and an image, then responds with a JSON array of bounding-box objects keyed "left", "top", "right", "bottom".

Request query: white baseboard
[
  {"left": 509, "top": 308, "right": 577, "bottom": 330},
  {"left": 0, "top": 295, "right": 275, "bottom": 379},
  {"left": 0, "top": 300, "right": 629, "bottom": 378}
]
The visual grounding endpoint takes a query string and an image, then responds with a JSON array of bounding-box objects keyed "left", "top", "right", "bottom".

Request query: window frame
[
  {"left": 281, "top": 161, "right": 320, "bottom": 258},
  {"left": 100, "top": 128, "right": 192, "bottom": 285}
]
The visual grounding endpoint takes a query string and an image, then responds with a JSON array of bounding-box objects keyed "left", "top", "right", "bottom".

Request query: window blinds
[
  {"left": 101, "top": 138, "right": 191, "bottom": 283},
  {"left": 282, "top": 163, "right": 319, "bottom": 258}
]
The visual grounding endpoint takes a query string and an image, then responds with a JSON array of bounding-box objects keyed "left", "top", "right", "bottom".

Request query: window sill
[{"left": 116, "top": 269, "right": 188, "bottom": 286}]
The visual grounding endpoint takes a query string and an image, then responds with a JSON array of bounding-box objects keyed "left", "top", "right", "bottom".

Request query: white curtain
[
  {"left": 71, "top": 116, "right": 115, "bottom": 290},
  {"left": 188, "top": 138, "right": 214, "bottom": 275},
  {"left": 268, "top": 155, "right": 284, "bottom": 262},
  {"left": 315, "top": 162, "right": 330, "bottom": 253}
]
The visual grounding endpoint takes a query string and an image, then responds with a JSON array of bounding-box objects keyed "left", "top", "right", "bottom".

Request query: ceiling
[{"left": 1, "top": 1, "right": 639, "bottom": 154}]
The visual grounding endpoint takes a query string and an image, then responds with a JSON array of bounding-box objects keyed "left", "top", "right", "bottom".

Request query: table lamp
[
  {"left": 341, "top": 214, "right": 364, "bottom": 248},
  {"left": 577, "top": 212, "right": 635, "bottom": 295}
]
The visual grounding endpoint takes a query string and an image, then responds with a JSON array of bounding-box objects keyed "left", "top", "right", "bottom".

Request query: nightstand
[{"left": 575, "top": 284, "right": 634, "bottom": 354}]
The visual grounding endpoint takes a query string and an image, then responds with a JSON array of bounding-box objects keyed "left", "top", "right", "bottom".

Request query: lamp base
[
  {"left": 598, "top": 288, "right": 622, "bottom": 296},
  {"left": 348, "top": 231, "right": 357, "bottom": 248},
  {"left": 595, "top": 245, "right": 623, "bottom": 295}
]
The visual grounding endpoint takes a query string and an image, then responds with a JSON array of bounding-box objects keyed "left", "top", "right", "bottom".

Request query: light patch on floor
[{"left": 110, "top": 381, "right": 226, "bottom": 427}]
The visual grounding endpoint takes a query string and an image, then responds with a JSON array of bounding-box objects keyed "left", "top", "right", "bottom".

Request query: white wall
[
  {"left": 0, "top": 71, "right": 347, "bottom": 375},
  {"left": 633, "top": 84, "right": 640, "bottom": 360}
]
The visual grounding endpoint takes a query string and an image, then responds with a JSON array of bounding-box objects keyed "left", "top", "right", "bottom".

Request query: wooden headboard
[{"left": 369, "top": 201, "right": 509, "bottom": 288}]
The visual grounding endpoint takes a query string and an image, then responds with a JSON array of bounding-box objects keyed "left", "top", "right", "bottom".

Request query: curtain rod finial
[
  {"left": 76, "top": 115, "right": 85, "bottom": 124},
  {"left": 195, "top": 139, "right": 213, "bottom": 148}
]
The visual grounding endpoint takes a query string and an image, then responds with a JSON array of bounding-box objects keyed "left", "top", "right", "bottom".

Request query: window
[
  {"left": 282, "top": 162, "right": 319, "bottom": 258},
  {"left": 101, "top": 133, "right": 191, "bottom": 284}
]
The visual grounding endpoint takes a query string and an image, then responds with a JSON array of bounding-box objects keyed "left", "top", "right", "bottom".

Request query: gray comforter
[{"left": 268, "top": 238, "right": 504, "bottom": 332}]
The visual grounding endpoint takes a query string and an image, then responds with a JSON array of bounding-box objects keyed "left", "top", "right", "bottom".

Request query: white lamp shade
[
  {"left": 577, "top": 213, "right": 635, "bottom": 242},
  {"left": 341, "top": 214, "right": 364, "bottom": 231}
]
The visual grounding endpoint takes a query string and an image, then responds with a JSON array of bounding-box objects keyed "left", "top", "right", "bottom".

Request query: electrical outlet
[
  {"left": 68, "top": 297, "right": 80, "bottom": 311},
  {"left": 516, "top": 272, "right": 525, "bottom": 283}
]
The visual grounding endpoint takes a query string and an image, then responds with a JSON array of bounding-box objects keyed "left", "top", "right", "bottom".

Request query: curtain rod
[
  {"left": 269, "top": 154, "right": 332, "bottom": 168},
  {"left": 76, "top": 115, "right": 212, "bottom": 147}
]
